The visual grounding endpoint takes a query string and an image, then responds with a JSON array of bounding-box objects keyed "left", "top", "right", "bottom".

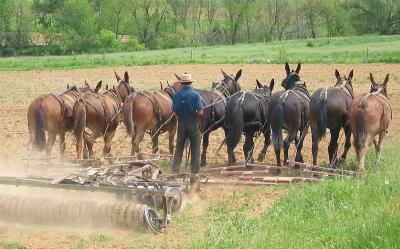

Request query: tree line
[{"left": 0, "top": 0, "right": 399, "bottom": 56}]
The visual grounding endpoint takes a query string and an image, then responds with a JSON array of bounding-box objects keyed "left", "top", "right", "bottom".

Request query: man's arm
[{"left": 195, "top": 93, "right": 204, "bottom": 118}]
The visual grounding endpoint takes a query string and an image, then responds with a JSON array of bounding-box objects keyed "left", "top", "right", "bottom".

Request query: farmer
[{"left": 172, "top": 73, "right": 204, "bottom": 180}]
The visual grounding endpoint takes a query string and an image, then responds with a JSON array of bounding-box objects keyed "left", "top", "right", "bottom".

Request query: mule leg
[
  {"left": 86, "top": 130, "right": 101, "bottom": 159},
  {"left": 200, "top": 133, "right": 209, "bottom": 166},
  {"left": 151, "top": 133, "right": 159, "bottom": 155},
  {"left": 283, "top": 131, "right": 297, "bottom": 166},
  {"left": 311, "top": 130, "right": 319, "bottom": 166},
  {"left": 375, "top": 131, "right": 386, "bottom": 166},
  {"left": 243, "top": 132, "right": 255, "bottom": 164},
  {"left": 59, "top": 132, "right": 66, "bottom": 160},
  {"left": 46, "top": 131, "right": 57, "bottom": 156},
  {"left": 226, "top": 129, "right": 236, "bottom": 166},
  {"left": 131, "top": 128, "right": 146, "bottom": 156},
  {"left": 258, "top": 127, "right": 271, "bottom": 162},
  {"left": 168, "top": 128, "right": 176, "bottom": 155},
  {"left": 103, "top": 129, "right": 116, "bottom": 157},
  {"left": 328, "top": 127, "right": 340, "bottom": 167},
  {"left": 339, "top": 125, "right": 352, "bottom": 163},
  {"left": 357, "top": 134, "right": 374, "bottom": 172},
  {"left": 295, "top": 133, "right": 306, "bottom": 164}
]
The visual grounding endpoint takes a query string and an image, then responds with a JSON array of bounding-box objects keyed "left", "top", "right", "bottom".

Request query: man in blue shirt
[{"left": 172, "top": 73, "right": 204, "bottom": 179}]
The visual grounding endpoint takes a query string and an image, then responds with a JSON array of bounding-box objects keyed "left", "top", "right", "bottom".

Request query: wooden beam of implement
[
  {"left": 239, "top": 176, "right": 320, "bottom": 184},
  {"left": 302, "top": 169, "right": 351, "bottom": 179},
  {"left": 202, "top": 164, "right": 284, "bottom": 172},
  {"left": 220, "top": 170, "right": 272, "bottom": 175},
  {"left": 286, "top": 160, "right": 361, "bottom": 176},
  {"left": 202, "top": 179, "right": 277, "bottom": 186}
]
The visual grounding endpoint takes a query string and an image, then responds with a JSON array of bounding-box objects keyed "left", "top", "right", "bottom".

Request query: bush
[
  {"left": 99, "top": 29, "right": 119, "bottom": 48},
  {"left": 1, "top": 47, "right": 16, "bottom": 57},
  {"left": 126, "top": 37, "right": 145, "bottom": 51}
]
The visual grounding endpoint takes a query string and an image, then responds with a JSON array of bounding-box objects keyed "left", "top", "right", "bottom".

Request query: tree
[
  {"left": 300, "top": 0, "right": 323, "bottom": 38},
  {"left": 0, "top": 0, "right": 13, "bottom": 46},
  {"left": 261, "top": 0, "right": 293, "bottom": 41},
  {"left": 97, "top": 0, "right": 128, "bottom": 39},
  {"left": 223, "top": 0, "right": 255, "bottom": 44},
  {"left": 167, "top": 0, "right": 192, "bottom": 30},
  {"left": 55, "top": 0, "right": 97, "bottom": 51},
  {"left": 127, "top": 0, "right": 169, "bottom": 48},
  {"left": 349, "top": 0, "right": 400, "bottom": 35},
  {"left": 31, "top": 0, "right": 64, "bottom": 45}
]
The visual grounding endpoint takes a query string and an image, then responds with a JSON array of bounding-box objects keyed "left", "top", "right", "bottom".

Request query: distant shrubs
[
  {"left": 99, "top": 30, "right": 119, "bottom": 48},
  {"left": 1, "top": 47, "right": 16, "bottom": 57}
]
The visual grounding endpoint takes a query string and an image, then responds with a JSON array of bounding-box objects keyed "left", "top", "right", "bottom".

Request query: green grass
[
  {"left": 187, "top": 137, "right": 400, "bottom": 249},
  {"left": 1, "top": 35, "right": 400, "bottom": 71}
]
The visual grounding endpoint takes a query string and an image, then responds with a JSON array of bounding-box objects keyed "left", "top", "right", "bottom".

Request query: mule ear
[
  {"left": 66, "top": 84, "right": 69, "bottom": 89},
  {"left": 256, "top": 79, "right": 262, "bottom": 88},
  {"left": 124, "top": 71, "right": 129, "bottom": 83},
  {"left": 221, "top": 69, "right": 229, "bottom": 78},
  {"left": 348, "top": 70, "right": 354, "bottom": 80},
  {"left": 285, "top": 63, "right": 290, "bottom": 75},
  {"left": 235, "top": 69, "right": 242, "bottom": 81},
  {"left": 84, "top": 80, "right": 90, "bottom": 88},
  {"left": 383, "top": 73, "right": 390, "bottom": 86},
  {"left": 106, "top": 84, "right": 109, "bottom": 90},
  {"left": 270, "top": 78, "right": 275, "bottom": 91},
  {"left": 295, "top": 63, "right": 301, "bottom": 74},
  {"left": 114, "top": 71, "right": 122, "bottom": 81},
  {"left": 369, "top": 73, "right": 377, "bottom": 87},
  {"left": 335, "top": 69, "right": 340, "bottom": 79},
  {"left": 94, "top": 80, "right": 102, "bottom": 93},
  {"left": 160, "top": 82, "right": 163, "bottom": 90},
  {"left": 174, "top": 73, "right": 182, "bottom": 80}
]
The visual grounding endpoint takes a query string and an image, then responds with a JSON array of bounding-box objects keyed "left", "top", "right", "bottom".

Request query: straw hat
[{"left": 179, "top": 72, "right": 194, "bottom": 84}]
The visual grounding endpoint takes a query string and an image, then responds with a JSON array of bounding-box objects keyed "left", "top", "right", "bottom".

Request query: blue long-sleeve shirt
[{"left": 172, "top": 86, "right": 204, "bottom": 119}]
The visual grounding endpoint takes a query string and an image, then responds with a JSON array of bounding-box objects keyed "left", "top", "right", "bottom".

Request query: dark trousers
[{"left": 173, "top": 117, "right": 201, "bottom": 174}]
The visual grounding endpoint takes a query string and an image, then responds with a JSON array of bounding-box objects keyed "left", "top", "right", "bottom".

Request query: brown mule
[
  {"left": 122, "top": 80, "right": 183, "bottom": 156},
  {"left": 27, "top": 81, "right": 102, "bottom": 158},
  {"left": 73, "top": 71, "right": 133, "bottom": 159},
  {"left": 348, "top": 73, "right": 392, "bottom": 171}
]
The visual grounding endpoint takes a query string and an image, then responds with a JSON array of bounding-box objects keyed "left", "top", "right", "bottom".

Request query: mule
[
  {"left": 309, "top": 69, "right": 354, "bottom": 167},
  {"left": 348, "top": 73, "right": 391, "bottom": 171},
  {"left": 175, "top": 69, "right": 242, "bottom": 166},
  {"left": 73, "top": 71, "right": 133, "bottom": 159},
  {"left": 225, "top": 79, "right": 274, "bottom": 166},
  {"left": 269, "top": 63, "right": 310, "bottom": 166},
  {"left": 122, "top": 80, "right": 183, "bottom": 156},
  {"left": 27, "top": 81, "right": 102, "bottom": 158}
]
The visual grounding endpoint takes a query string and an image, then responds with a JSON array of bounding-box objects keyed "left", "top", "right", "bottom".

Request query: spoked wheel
[
  {"left": 143, "top": 208, "right": 164, "bottom": 234},
  {"left": 165, "top": 187, "right": 183, "bottom": 212}
]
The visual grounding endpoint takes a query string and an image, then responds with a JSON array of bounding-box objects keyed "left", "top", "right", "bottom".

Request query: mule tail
[
  {"left": 32, "top": 105, "right": 46, "bottom": 151},
  {"left": 225, "top": 99, "right": 243, "bottom": 150},
  {"left": 271, "top": 102, "right": 284, "bottom": 152},
  {"left": 354, "top": 108, "right": 366, "bottom": 151},
  {"left": 122, "top": 94, "right": 136, "bottom": 135},
  {"left": 73, "top": 101, "right": 86, "bottom": 140},
  {"left": 315, "top": 96, "right": 328, "bottom": 141}
]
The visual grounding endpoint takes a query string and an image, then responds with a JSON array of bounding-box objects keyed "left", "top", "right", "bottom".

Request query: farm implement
[{"left": 0, "top": 157, "right": 184, "bottom": 234}]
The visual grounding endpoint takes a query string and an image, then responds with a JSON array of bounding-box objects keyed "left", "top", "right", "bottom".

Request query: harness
[
  {"left": 279, "top": 82, "right": 310, "bottom": 103},
  {"left": 320, "top": 79, "right": 354, "bottom": 102},
  {"left": 200, "top": 77, "right": 239, "bottom": 135}
]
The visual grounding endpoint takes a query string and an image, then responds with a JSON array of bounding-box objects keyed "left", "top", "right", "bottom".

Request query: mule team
[{"left": 27, "top": 64, "right": 392, "bottom": 172}]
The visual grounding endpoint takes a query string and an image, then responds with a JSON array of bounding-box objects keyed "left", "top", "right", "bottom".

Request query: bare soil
[{"left": 0, "top": 63, "right": 399, "bottom": 248}]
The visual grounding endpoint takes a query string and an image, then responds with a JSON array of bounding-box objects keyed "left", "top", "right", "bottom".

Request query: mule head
[
  {"left": 114, "top": 71, "right": 134, "bottom": 100},
  {"left": 79, "top": 80, "right": 103, "bottom": 93},
  {"left": 282, "top": 63, "right": 301, "bottom": 90},
  {"left": 255, "top": 78, "right": 274, "bottom": 100},
  {"left": 220, "top": 68, "right": 242, "bottom": 94},
  {"left": 334, "top": 69, "right": 354, "bottom": 93},
  {"left": 370, "top": 73, "right": 389, "bottom": 97}
]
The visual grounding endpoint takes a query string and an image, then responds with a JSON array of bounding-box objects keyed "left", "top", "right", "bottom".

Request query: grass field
[{"left": 0, "top": 35, "right": 400, "bottom": 71}]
